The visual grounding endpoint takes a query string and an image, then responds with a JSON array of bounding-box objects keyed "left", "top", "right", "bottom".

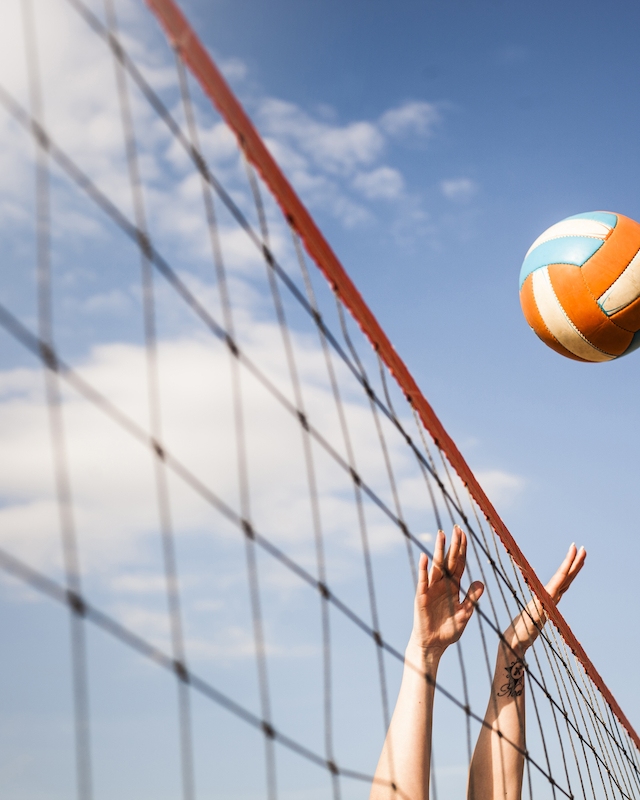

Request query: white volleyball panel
[
  {"left": 531, "top": 268, "right": 615, "bottom": 362},
  {"left": 598, "top": 247, "right": 640, "bottom": 315},
  {"left": 525, "top": 218, "right": 612, "bottom": 259}
]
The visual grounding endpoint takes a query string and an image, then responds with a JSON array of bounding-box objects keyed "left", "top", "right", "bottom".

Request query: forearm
[
  {"left": 370, "top": 640, "right": 442, "bottom": 800},
  {"left": 468, "top": 641, "right": 526, "bottom": 800},
  {"left": 467, "top": 545, "right": 585, "bottom": 800}
]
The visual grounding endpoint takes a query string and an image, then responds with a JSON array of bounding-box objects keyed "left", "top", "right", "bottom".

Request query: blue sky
[
  {"left": 185, "top": 0, "right": 640, "bottom": 702},
  {"left": 2, "top": 0, "right": 640, "bottom": 797},
  {"left": 191, "top": 0, "right": 640, "bottom": 784}
]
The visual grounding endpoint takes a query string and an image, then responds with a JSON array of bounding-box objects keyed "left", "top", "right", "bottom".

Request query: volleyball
[{"left": 519, "top": 211, "right": 640, "bottom": 362}]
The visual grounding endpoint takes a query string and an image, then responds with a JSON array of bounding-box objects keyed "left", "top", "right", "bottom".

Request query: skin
[
  {"left": 369, "top": 527, "right": 586, "bottom": 800},
  {"left": 468, "top": 542, "right": 586, "bottom": 800},
  {"left": 370, "top": 525, "right": 484, "bottom": 800}
]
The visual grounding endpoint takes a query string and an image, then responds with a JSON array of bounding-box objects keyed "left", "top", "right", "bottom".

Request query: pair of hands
[{"left": 411, "top": 525, "right": 586, "bottom": 658}]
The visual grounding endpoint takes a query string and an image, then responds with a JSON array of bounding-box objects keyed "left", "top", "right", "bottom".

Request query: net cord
[
  {"left": 0, "top": 70, "right": 629, "bottom": 790},
  {"left": 142, "top": 0, "right": 640, "bottom": 754},
  {"left": 3, "top": 3, "right": 634, "bottom": 795},
  {"left": 0, "top": 56, "right": 632, "bottom": 788},
  {"left": 49, "top": 16, "right": 623, "bottom": 760}
]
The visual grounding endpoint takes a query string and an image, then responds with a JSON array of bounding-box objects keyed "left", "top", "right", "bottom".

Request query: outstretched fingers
[
  {"left": 429, "top": 530, "right": 446, "bottom": 583},
  {"left": 453, "top": 527, "right": 468, "bottom": 582},
  {"left": 566, "top": 545, "right": 586, "bottom": 580},
  {"left": 558, "top": 544, "right": 586, "bottom": 600},
  {"left": 446, "top": 525, "right": 461, "bottom": 576},
  {"left": 416, "top": 552, "right": 429, "bottom": 605},
  {"left": 546, "top": 543, "right": 587, "bottom": 603}
]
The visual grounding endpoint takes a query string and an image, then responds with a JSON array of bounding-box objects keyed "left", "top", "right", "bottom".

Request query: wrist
[
  {"left": 500, "top": 634, "right": 529, "bottom": 661},
  {"left": 406, "top": 636, "right": 444, "bottom": 669}
]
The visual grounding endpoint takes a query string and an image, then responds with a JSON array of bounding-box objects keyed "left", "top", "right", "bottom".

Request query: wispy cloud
[
  {"left": 476, "top": 469, "right": 525, "bottom": 506},
  {"left": 255, "top": 98, "right": 441, "bottom": 233},
  {"left": 0, "top": 0, "right": 450, "bottom": 258},
  {"left": 440, "top": 177, "right": 479, "bottom": 203},
  {"left": 379, "top": 101, "right": 441, "bottom": 138},
  {"left": 353, "top": 166, "right": 405, "bottom": 200},
  {"left": 0, "top": 0, "right": 519, "bottom": 675},
  {"left": 219, "top": 56, "right": 248, "bottom": 82},
  {"left": 258, "top": 98, "right": 385, "bottom": 175}
]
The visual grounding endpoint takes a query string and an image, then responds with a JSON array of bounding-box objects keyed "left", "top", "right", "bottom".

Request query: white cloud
[
  {"left": 0, "top": 3, "right": 523, "bottom": 668},
  {"left": 0, "top": 289, "right": 526, "bottom": 626},
  {"left": 0, "top": 0, "right": 441, "bottom": 255},
  {"left": 397, "top": 461, "right": 525, "bottom": 520},
  {"left": 219, "top": 57, "right": 248, "bottom": 82},
  {"left": 353, "top": 166, "right": 405, "bottom": 200},
  {"left": 476, "top": 469, "right": 525, "bottom": 506},
  {"left": 0, "top": 329, "right": 422, "bottom": 574},
  {"left": 258, "top": 98, "right": 384, "bottom": 175},
  {"left": 0, "top": 6, "right": 540, "bottom": 784},
  {"left": 253, "top": 97, "right": 442, "bottom": 231},
  {"left": 0, "top": 0, "right": 179, "bottom": 231},
  {"left": 0, "top": 305, "right": 462, "bottom": 656},
  {"left": 188, "top": 630, "right": 318, "bottom": 662},
  {"left": 263, "top": 135, "right": 372, "bottom": 226},
  {"left": 81, "top": 289, "right": 133, "bottom": 315},
  {"left": 380, "top": 101, "right": 441, "bottom": 139},
  {"left": 440, "top": 177, "right": 479, "bottom": 203},
  {"left": 255, "top": 99, "right": 441, "bottom": 230},
  {"left": 110, "top": 573, "right": 174, "bottom": 594}
]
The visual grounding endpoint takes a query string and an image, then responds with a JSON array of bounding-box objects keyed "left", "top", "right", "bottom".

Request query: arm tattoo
[{"left": 497, "top": 658, "right": 525, "bottom": 698}]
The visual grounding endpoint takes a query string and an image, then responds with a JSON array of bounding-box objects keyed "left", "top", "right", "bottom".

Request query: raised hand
[
  {"left": 504, "top": 543, "right": 586, "bottom": 656},
  {"left": 545, "top": 542, "right": 587, "bottom": 603},
  {"left": 411, "top": 525, "right": 484, "bottom": 657}
]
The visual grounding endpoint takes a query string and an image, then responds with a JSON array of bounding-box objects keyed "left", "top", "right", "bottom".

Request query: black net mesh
[{"left": 0, "top": 1, "right": 638, "bottom": 799}]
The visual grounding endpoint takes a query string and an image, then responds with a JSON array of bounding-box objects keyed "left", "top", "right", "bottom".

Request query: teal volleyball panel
[
  {"left": 519, "top": 236, "right": 605, "bottom": 289},
  {"left": 562, "top": 211, "right": 619, "bottom": 227}
]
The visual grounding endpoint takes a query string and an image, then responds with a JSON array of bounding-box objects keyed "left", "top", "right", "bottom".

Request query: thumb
[{"left": 462, "top": 580, "right": 484, "bottom": 616}]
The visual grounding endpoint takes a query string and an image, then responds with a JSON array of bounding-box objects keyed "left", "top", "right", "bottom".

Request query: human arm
[
  {"left": 370, "top": 526, "right": 484, "bottom": 800},
  {"left": 467, "top": 543, "right": 586, "bottom": 800}
]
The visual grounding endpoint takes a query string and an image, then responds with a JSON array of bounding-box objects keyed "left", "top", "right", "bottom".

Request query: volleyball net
[{"left": 0, "top": 0, "right": 637, "bottom": 798}]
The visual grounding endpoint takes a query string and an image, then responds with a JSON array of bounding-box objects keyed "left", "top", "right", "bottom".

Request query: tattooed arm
[
  {"left": 370, "top": 527, "right": 484, "bottom": 800},
  {"left": 467, "top": 544, "right": 586, "bottom": 800}
]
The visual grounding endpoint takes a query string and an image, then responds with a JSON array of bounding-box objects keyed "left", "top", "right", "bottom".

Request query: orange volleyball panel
[
  {"left": 519, "top": 273, "right": 589, "bottom": 362},
  {"left": 546, "top": 263, "right": 632, "bottom": 355},
  {"left": 581, "top": 213, "right": 640, "bottom": 300},
  {"left": 611, "top": 292, "right": 640, "bottom": 332}
]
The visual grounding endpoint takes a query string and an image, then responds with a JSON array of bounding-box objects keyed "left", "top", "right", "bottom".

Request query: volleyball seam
[
  {"left": 525, "top": 272, "right": 588, "bottom": 361},
  {"left": 579, "top": 262, "right": 636, "bottom": 336},
  {"left": 524, "top": 217, "right": 613, "bottom": 260},
  {"left": 545, "top": 269, "right": 615, "bottom": 359},
  {"left": 531, "top": 281, "right": 563, "bottom": 347},
  {"left": 596, "top": 244, "right": 640, "bottom": 320}
]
